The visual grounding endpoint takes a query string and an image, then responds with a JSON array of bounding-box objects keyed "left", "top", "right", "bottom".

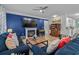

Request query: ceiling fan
[{"left": 33, "top": 6, "right": 48, "bottom": 13}]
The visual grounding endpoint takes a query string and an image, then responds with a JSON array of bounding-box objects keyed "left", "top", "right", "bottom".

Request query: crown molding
[{"left": 6, "top": 10, "right": 47, "bottom": 20}]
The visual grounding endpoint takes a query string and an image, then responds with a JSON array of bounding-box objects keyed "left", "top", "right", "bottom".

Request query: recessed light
[
  {"left": 52, "top": 15, "right": 58, "bottom": 18},
  {"left": 74, "top": 13, "right": 79, "bottom": 16}
]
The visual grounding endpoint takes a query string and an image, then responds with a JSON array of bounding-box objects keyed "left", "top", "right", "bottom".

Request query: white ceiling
[{"left": 2, "top": 4, "right": 79, "bottom": 19}]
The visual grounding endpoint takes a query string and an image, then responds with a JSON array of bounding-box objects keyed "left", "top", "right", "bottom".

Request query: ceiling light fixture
[
  {"left": 74, "top": 13, "right": 79, "bottom": 16},
  {"left": 52, "top": 15, "right": 58, "bottom": 18},
  {"left": 39, "top": 9, "right": 44, "bottom": 13},
  {"left": 40, "top": 9, "right": 42, "bottom": 12}
]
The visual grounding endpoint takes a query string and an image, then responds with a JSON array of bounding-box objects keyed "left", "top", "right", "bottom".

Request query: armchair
[{"left": 0, "top": 32, "right": 29, "bottom": 55}]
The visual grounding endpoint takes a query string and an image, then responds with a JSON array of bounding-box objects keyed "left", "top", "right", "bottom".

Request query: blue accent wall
[
  {"left": 36, "top": 19, "right": 44, "bottom": 29},
  {"left": 6, "top": 13, "right": 45, "bottom": 37}
]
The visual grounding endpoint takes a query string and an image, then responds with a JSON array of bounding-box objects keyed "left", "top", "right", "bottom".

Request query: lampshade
[{"left": 7, "top": 29, "right": 13, "bottom": 32}]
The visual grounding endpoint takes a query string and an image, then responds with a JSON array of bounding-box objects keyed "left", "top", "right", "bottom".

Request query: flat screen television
[{"left": 22, "top": 19, "right": 37, "bottom": 28}]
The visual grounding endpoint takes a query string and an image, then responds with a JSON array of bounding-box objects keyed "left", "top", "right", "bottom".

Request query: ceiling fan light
[
  {"left": 40, "top": 10, "right": 43, "bottom": 13},
  {"left": 39, "top": 10, "right": 44, "bottom": 13}
]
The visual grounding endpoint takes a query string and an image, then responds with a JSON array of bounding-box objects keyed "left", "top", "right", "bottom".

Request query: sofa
[
  {"left": 55, "top": 37, "right": 79, "bottom": 55},
  {"left": 0, "top": 32, "right": 29, "bottom": 55}
]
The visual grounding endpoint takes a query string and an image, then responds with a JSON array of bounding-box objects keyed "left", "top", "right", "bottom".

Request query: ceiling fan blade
[
  {"left": 35, "top": 6, "right": 48, "bottom": 9},
  {"left": 33, "top": 9, "right": 40, "bottom": 10},
  {"left": 43, "top": 6, "right": 48, "bottom": 9}
]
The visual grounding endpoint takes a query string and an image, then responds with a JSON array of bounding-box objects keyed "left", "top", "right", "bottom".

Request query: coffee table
[{"left": 26, "top": 36, "right": 48, "bottom": 47}]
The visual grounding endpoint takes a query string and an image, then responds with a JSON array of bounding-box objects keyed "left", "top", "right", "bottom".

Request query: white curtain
[{"left": 0, "top": 5, "right": 7, "bottom": 34}]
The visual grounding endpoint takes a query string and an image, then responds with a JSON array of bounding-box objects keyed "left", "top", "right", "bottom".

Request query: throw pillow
[
  {"left": 5, "top": 33, "right": 16, "bottom": 49},
  {"left": 12, "top": 33, "right": 19, "bottom": 46}
]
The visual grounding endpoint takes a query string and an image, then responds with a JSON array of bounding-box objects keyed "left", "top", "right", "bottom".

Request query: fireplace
[
  {"left": 25, "top": 28, "right": 37, "bottom": 38},
  {"left": 28, "top": 30, "right": 35, "bottom": 37}
]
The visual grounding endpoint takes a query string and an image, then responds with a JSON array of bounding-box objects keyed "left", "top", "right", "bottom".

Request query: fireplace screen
[{"left": 28, "top": 30, "right": 35, "bottom": 37}]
